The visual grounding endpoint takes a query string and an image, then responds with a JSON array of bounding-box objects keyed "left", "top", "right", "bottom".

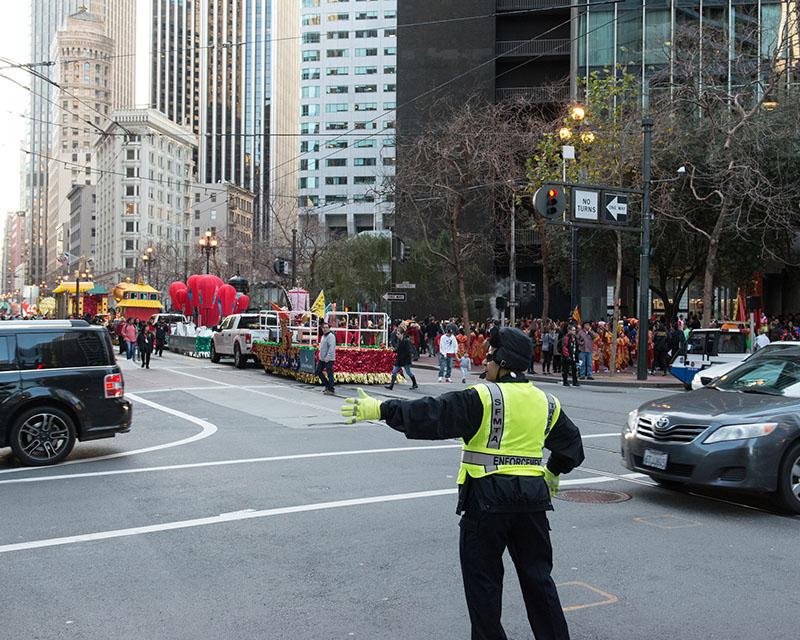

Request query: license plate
[{"left": 643, "top": 449, "right": 669, "bottom": 471}]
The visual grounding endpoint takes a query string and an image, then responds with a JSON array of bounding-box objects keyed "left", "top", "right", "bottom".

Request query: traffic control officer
[{"left": 341, "top": 327, "right": 584, "bottom": 640}]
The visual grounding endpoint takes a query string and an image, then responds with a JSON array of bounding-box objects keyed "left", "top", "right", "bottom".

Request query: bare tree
[{"left": 651, "top": 18, "right": 800, "bottom": 325}]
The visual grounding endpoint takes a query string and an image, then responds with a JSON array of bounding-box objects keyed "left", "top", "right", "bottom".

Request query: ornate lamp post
[
  {"left": 199, "top": 230, "right": 218, "bottom": 275},
  {"left": 141, "top": 246, "right": 156, "bottom": 284}
]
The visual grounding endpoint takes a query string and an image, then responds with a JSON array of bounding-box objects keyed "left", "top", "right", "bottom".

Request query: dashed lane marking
[
  {"left": 0, "top": 394, "right": 217, "bottom": 475},
  {"left": 0, "top": 474, "right": 650, "bottom": 555}
]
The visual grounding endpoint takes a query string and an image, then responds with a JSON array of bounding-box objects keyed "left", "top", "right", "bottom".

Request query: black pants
[
  {"left": 552, "top": 354, "right": 562, "bottom": 373},
  {"left": 140, "top": 349, "right": 151, "bottom": 368},
  {"left": 316, "top": 359, "right": 334, "bottom": 391},
  {"left": 562, "top": 358, "right": 578, "bottom": 385},
  {"left": 542, "top": 350, "right": 553, "bottom": 373},
  {"left": 459, "top": 510, "right": 570, "bottom": 640},
  {"left": 156, "top": 339, "right": 165, "bottom": 357},
  {"left": 653, "top": 349, "right": 669, "bottom": 373}
]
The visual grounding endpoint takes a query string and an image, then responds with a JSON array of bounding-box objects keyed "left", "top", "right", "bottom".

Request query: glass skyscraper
[
  {"left": 576, "top": 1, "right": 799, "bottom": 106},
  {"left": 149, "top": 0, "right": 290, "bottom": 242}
]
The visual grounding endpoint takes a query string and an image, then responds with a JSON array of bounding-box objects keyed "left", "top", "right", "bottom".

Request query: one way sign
[{"left": 603, "top": 193, "right": 628, "bottom": 224}]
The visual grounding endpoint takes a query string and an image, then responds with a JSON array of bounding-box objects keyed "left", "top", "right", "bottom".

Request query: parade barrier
[{"left": 169, "top": 335, "right": 211, "bottom": 358}]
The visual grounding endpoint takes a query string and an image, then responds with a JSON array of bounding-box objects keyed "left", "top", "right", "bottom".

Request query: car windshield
[{"left": 713, "top": 356, "right": 800, "bottom": 397}]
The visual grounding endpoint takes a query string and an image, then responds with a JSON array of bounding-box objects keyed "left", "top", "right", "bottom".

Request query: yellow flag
[{"left": 311, "top": 290, "right": 325, "bottom": 318}]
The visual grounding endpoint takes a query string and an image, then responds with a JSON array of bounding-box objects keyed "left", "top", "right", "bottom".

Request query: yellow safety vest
[{"left": 457, "top": 381, "right": 560, "bottom": 484}]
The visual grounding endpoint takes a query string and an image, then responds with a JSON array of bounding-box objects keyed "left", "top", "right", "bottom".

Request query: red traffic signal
[{"left": 534, "top": 184, "right": 567, "bottom": 219}]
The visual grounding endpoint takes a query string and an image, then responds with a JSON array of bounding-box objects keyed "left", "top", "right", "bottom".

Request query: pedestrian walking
[
  {"left": 341, "top": 327, "right": 584, "bottom": 640},
  {"left": 577, "top": 322, "right": 596, "bottom": 380},
  {"left": 541, "top": 323, "right": 557, "bottom": 374},
  {"left": 385, "top": 324, "right": 418, "bottom": 390},
  {"left": 652, "top": 321, "right": 669, "bottom": 375},
  {"left": 562, "top": 324, "right": 579, "bottom": 387},
  {"left": 438, "top": 324, "right": 458, "bottom": 383},
  {"left": 123, "top": 318, "right": 137, "bottom": 361},
  {"left": 316, "top": 322, "right": 336, "bottom": 395},
  {"left": 137, "top": 322, "right": 155, "bottom": 369},
  {"left": 155, "top": 319, "right": 167, "bottom": 357},
  {"left": 426, "top": 317, "right": 441, "bottom": 358}
]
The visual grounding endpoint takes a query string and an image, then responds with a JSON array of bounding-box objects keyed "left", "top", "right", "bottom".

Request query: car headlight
[
  {"left": 703, "top": 422, "right": 778, "bottom": 444},
  {"left": 625, "top": 410, "right": 639, "bottom": 435}
]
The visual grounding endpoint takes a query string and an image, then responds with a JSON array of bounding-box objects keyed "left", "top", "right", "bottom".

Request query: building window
[
  {"left": 354, "top": 139, "right": 376, "bottom": 148},
  {"left": 355, "top": 84, "right": 377, "bottom": 93},
  {"left": 383, "top": 157, "right": 396, "bottom": 166},
  {"left": 384, "top": 65, "right": 396, "bottom": 74},
  {"left": 354, "top": 157, "right": 376, "bottom": 166},
  {"left": 326, "top": 67, "right": 349, "bottom": 76},
  {"left": 354, "top": 102, "right": 377, "bottom": 111},
  {"left": 326, "top": 158, "right": 347, "bottom": 167},
  {"left": 356, "top": 11, "right": 378, "bottom": 20},
  {"left": 325, "top": 103, "right": 348, "bottom": 112},
  {"left": 355, "top": 66, "right": 377, "bottom": 75},
  {"left": 355, "top": 48, "right": 377, "bottom": 56},
  {"left": 301, "top": 68, "right": 320, "bottom": 80},
  {"left": 302, "top": 50, "right": 320, "bottom": 62},
  {"left": 384, "top": 47, "right": 397, "bottom": 56},
  {"left": 328, "top": 13, "right": 349, "bottom": 21},
  {"left": 327, "top": 49, "right": 347, "bottom": 58},
  {"left": 327, "top": 85, "right": 349, "bottom": 94},
  {"left": 326, "top": 121, "right": 348, "bottom": 130},
  {"left": 302, "top": 32, "right": 321, "bottom": 44},
  {"left": 355, "top": 29, "right": 378, "bottom": 38},
  {"left": 325, "top": 176, "right": 348, "bottom": 185},
  {"left": 326, "top": 140, "right": 348, "bottom": 149},
  {"left": 353, "top": 176, "right": 375, "bottom": 184},
  {"left": 301, "top": 104, "right": 320, "bottom": 116},
  {"left": 327, "top": 31, "right": 349, "bottom": 39},
  {"left": 302, "top": 14, "right": 320, "bottom": 26}
]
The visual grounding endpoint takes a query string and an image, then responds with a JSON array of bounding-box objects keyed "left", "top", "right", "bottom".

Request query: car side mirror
[{"left": 212, "top": 325, "right": 221, "bottom": 332}]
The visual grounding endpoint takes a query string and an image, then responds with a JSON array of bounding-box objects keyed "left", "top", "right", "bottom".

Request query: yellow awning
[
  {"left": 116, "top": 300, "right": 163, "bottom": 309},
  {"left": 53, "top": 281, "right": 95, "bottom": 294}
]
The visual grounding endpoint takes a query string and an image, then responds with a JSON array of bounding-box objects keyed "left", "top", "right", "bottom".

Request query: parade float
[
  {"left": 165, "top": 275, "right": 251, "bottom": 357},
  {"left": 251, "top": 289, "right": 395, "bottom": 385},
  {"left": 52, "top": 281, "right": 109, "bottom": 318},
  {"left": 112, "top": 280, "right": 162, "bottom": 321}
]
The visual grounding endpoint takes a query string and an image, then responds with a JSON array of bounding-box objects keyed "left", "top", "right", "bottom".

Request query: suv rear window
[
  {"left": 238, "top": 316, "right": 261, "bottom": 330},
  {"left": 17, "top": 331, "right": 110, "bottom": 370}
]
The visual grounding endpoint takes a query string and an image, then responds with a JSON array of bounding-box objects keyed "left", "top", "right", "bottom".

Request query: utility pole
[
  {"left": 570, "top": 226, "right": 578, "bottom": 313},
  {"left": 637, "top": 117, "right": 653, "bottom": 381},
  {"left": 291, "top": 228, "right": 297, "bottom": 287},
  {"left": 389, "top": 233, "right": 397, "bottom": 321},
  {"left": 509, "top": 193, "right": 517, "bottom": 326}
]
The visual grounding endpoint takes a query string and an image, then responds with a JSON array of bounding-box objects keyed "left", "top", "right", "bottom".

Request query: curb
[{"left": 411, "top": 359, "right": 681, "bottom": 389}]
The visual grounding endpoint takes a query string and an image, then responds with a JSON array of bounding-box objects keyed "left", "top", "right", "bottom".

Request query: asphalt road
[{"left": 0, "top": 351, "right": 796, "bottom": 640}]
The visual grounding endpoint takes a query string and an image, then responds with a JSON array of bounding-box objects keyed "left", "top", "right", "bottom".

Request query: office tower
[
  {"left": 46, "top": 7, "right": 114, "bottom": 278},
  {"left": 297, "top": 0, "right": 397, "bottom": 237},
  {"left": 24, "top": 0, "right": 84, "bottom": 288},
  {"left": 2, "top": 211, "right": 26, "bottom": 295},
  {"left": 146, "top": 1, "right": 300, "bottom": 242},
  {"left": 24, "top": 0, "right": 136, "bottom": 286},
  {"left": 94, "top": 109, "right": 196, "bottom": 285}
]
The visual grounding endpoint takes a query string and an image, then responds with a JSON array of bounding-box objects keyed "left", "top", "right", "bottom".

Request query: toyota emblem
[{"left": 654, "top": 416, "right": 670, "bottom": 431}]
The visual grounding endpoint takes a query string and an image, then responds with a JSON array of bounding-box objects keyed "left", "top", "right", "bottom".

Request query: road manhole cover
[{"left": 556, "top": 489, "right": 631, "bottom": 503}]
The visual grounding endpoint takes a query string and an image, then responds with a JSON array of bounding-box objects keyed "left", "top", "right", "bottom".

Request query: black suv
[{"left": 0, "top": 320, "right": 132, "bottom": 466}]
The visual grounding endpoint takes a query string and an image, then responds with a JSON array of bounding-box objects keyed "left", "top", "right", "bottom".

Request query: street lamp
[
  {"left": 74, "top": 267, "right": 92, "bottom": 319},
  {"left": 199, "top": 229, "right": 218, "bottom": 275},
  {"left": 141, "top": 246, "right": 156, "bottom": 284}
]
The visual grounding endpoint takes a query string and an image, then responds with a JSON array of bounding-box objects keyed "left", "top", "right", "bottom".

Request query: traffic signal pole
[
  {"left": 509, "top": 195, "right": 516, "bottom": 326},
  {"left": 636, "top": 117, "right": 653, "bottom": 381}
]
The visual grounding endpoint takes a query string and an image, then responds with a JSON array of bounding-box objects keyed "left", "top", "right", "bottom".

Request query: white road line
[
  {"left": 0, "top": 394, "right": 217, "bottom": 475},
  {"left": 581, "top": 433, "right": 619, "bottom": 439},
  {"left": 0, "top": 474, "right": 644, "bottom": 555},
  {"left": 133, "top": 384, "right": 286, "bottom": 395},
  {"left": 0, "top": 444, "right": 464, "bottom": 484},
  {"left": 163, "top": 368, "right": 237, "bottom": 387},
  {"left": 165, "top": 367, "right": 340, "bottom": 414}
]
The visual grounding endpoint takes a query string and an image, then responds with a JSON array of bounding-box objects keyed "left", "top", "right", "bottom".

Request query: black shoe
[
  {"left": 563, "top": 382, "right": 569, "bottom": 387},
  {"left": 587, "top": 376, "right": 595, "bottom": 380},
  {"left": 384, "top": 385, "right": 394, "bottom": 390},
  {"left": 573, "top": 382, "right": 580, "bottom": 387},
  {"left": 146, "top": 364, "right": 150, "bottom": 369},
  {"left": 411, "top": 384, "right": 419, "bottom": 390}
]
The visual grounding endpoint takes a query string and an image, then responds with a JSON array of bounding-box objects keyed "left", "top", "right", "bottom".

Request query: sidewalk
[{"left": 411, "top": 355, "right": 682, "bottom": 389}]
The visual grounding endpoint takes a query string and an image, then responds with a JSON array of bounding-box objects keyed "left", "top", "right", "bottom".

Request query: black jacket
[
  {"left": 394, "top": 335, "right": 413, "bottom": 367},
  {"left": 380, "top": 374, "right": 584, "bottom": 514}
]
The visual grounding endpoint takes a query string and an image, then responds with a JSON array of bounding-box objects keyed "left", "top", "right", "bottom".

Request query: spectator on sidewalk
[
  {"left": 438, "top": 324, "right": 458, "bottom": 383},
  {"left": 541, "top": 322, "right": 557, "bottom": 374},
  {"left": 426, "top": 317, "right": 441, "bottom": 358},
  {"left": 317, "top": 322, "right": 336, "bottom": 395},
  {"left": 562, "top": 324, "right": 579, "bottom": 387},
  {"left": 577, "top": 322, "right": 596, "bottom": 380}
]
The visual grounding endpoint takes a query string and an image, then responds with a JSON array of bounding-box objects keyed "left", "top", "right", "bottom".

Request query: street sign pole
[
  {"left": 570, "top": 225, "right": 578, "bottom": 314},
  {"left": 637, "top": 117, "right": 653, "bottom": 381},
  {"left": 509, "top": 193, "right": 517, "bottom": 326}
]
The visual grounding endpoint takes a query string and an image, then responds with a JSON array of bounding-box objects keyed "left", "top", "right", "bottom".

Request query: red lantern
[
  {"left": 235, "top": 294, "right": 250, "bottom": 314},
  {"left": 197, "top": 275, "right": 220, "bottom": 327},
  {"left": 174, "top": 288, "right": 189, "bottom": 317}
]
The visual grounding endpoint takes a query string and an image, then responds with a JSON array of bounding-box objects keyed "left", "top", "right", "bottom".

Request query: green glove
[
  {"left": 544, "top": 468, "right": 560, "bottom": 497},
  {"left": 340, "top": 388, "right": 383, "bottom": 424}
]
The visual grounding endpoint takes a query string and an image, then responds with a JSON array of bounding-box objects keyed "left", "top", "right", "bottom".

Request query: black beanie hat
[{"left": 490, "top": 327, "right": 533, "bottom": 372}]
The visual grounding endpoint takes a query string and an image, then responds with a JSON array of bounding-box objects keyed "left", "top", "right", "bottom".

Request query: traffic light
[
  {"left": 400, "top": 242, "right": 412, "bottom": 262},
  {"left": 533, "top": 183, "right": 566, "bottom": 220},
  {"left": 496, "top": 296, "right": 507, "bottom": 311},
  {"left": 273, "top": 258, "right": 291, "bottom": 276}
]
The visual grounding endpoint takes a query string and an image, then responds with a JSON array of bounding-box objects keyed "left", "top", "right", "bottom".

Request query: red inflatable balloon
[
  {"left": 186, "top": 275, "right": 202, "bottom": 320},
  {"left": 216, "top": 284, "right": 238, "bottom": 319},
  {"left": 235, "top": 294, "right": 250, "bottom": 314},
  {"left": 197, "top": 275, "right": 220, "bottom": 327},
  {"left": 174, "top": 288, "right": 189, "bottom": 316},
  {"left": 169, "top": 282, "right": 187, "bottom": 313}
]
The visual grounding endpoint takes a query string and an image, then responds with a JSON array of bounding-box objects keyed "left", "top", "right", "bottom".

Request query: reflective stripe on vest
[
  {"left": 484, "top": 381, "right": 504, "bottom": 449},
  {"left": 461, "top": 450, "right": 543, "bottom": 474}
]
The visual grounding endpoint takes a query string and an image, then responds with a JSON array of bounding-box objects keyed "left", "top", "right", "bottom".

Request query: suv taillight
[
  {"left": 105, "top": 373, "right": 124, "bottom": 398},
  {"left": 244, "top": 333, "right": 252, "bottom": 344}
]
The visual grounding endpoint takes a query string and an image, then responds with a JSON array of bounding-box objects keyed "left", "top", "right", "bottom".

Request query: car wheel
[
  {"left": 684, "top": 383, "right": 693, "bottom": 391},
  {"left": 9, "top": 406, "right": 76, "bottom": 467},
  {"left": 776, "top": 441, "right": 800, "bottom": 514},
  {"left": 654, "top": 478, "right": 686, "bottom": 491},
  {"left": 210, "top": 341, "right": 220, "bottom": 363},
  {"left": 234, "top": 343, "right": 246, "bottom": 369}
]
